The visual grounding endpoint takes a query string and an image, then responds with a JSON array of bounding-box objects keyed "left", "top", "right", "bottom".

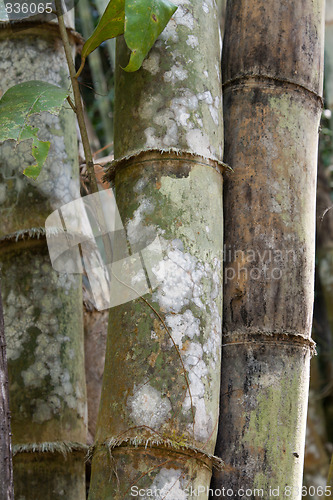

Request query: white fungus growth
[
  {"left": 209, "top": 105, "right": 220, "bottom": 125},
  {"left": 186, "top": 129, "right": 215, "bottom": 158},
  {"left": 186, "top": 35, "right": 199, "bottom": 48},
  {"left": 202, "top": 2, "right": 209, "bottom": 13},
  {"left": 126, "top": 197, "right": 156, "bottom": 248},
  {"left": 150, "top": 236, "right": 222, "bottom": 441},
  {"left": 142, "top": 51, "right": 161, "bottom": 75},
  {"left": 173, "top": 3, "right": 194, "bottom": 30},
  {"left": 127, "top": 384, "right": 172, "bottom": 428},
  {"left": 142, "top": 468, "right": 188, "bottom": 500},
  {"left": 164, "top": 63, "right": 188, "bottom": 83},
  {"left": 197, "top": 90, "right": 213, "bottom": 105},
  {"left": 165, "top": 309, "right": 200, "bottom": 346}
]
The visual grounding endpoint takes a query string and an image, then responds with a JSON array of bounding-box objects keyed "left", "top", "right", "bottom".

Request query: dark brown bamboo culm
[{"left": 212, "top": 0, "right": 325, "bottom": 497}]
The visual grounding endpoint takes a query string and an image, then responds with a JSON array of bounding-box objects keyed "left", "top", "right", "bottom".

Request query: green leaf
[
  {"left": 81, "top": 0, "right": 125, "bottom": 62},
  {"left": 0, "top": 81, "right": 69, "bottom": 143},
  {"left": 21, "top": 128, "right": 51, "bottom": 180},
  {"left": 123, "top": 0, "right": 177, "bottom": 72},
  {"left": 0, "top": 81, "right": 69, "bottom": 179}
]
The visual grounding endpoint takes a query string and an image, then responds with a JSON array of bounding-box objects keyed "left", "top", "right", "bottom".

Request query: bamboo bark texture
[
  {"left": 0, "top": 17, "right": 87, "bottom": 499},
  {"left": 212, "top": 1, "right": 325, "bottom": 498},
  {"left": 0, "top": 279, "right": 14, "bottom": 500},
  {"left": 88, "top": 1, "right": 224, "bottom": 498},
  {"left": 315, "top": 0, "right": 333, "bottom": 446}
]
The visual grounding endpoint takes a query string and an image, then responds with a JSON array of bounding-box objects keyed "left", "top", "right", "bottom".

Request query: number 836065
[{"left": 5, "top": 3, "right": 53, "bottom": 14}]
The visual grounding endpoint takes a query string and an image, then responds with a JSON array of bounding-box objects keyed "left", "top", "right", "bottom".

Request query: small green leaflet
[
  {"left": 20, "top": 127, "right": 51, "bottom": 180},
  {"left": 79, "top": 0, "right": 177, "bottom": 74},
  {"left": 123, "top": 0, "right": 177, "bottom": 72},
  {"left": 0, "top": 81, "right": 69, "bottom": 179}
]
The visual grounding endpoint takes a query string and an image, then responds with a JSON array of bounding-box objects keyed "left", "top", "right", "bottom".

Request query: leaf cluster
[
  {"left": 0, "top": 81, "right": 69, "bottom": 179},
  {"left": 79, "top": 0, "right": 177, "bottom": 73}
]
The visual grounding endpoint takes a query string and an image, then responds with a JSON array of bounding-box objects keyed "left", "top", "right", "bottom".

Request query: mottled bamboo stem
[
  {"left": 212, "top": 1, "right": 325, "bottom": 498},
  {"left": 0, "top": 17, "right": 87, "bottom": 499},
  {"left": 88, "top": 0, "right": 224, "bottom": 497}
]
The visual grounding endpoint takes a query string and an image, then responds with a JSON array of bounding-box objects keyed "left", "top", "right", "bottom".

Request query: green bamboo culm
[
  {"left": 88, "top": 0, "right": 225, "bottom": 497},
  {"left": 0, "top": 16, "right": 87, "bottom": 499}
]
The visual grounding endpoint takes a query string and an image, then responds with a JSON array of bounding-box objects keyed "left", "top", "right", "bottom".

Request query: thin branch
[
  {"left": 54, "top": 0, "right": 99, "bottom": 195},
  {"left": 66, "top": 95, "right": 76, "bottom": 113}
]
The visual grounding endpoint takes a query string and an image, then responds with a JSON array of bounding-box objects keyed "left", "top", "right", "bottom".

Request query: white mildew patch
[
  {"left": 139, "top": 94, "right": 164, "bottom": 121},
  {"left": 270, "top": 198, "right": 283, "bottom": 214},
  {"left": 152, "top": 249, "right": 195, "bottom": 313},
  {"left": 203, "top": 301, "right": 221, "bottom": 369},
  {"left": 33, "top": 400, "right": 52, "bottom": 423},
  {"left": 164, "top": 63, "right": 188, "bottom": 83},
  {"left": 127, "top": 383, "right": 172, "bottom": 429},
  {"left": 165, "top": 306, "right": 218, "bottom": 440},
  {"left": 215, "top": 63, "right": 221, "bottom": 83},
  {"left": 0, "top": 38, "right": 65, "bottom": 89},
  {"left": 4, "top": 258, "right": 85, "bottom": 423},
  {"left": 142, "top": 51, "right": 161, "bottom": 75},
  {"left": 186, "top": 129, "right": 215, "bottom": 158},
  {"left": 143, "top": 468, "right": 188, "bottom": 500},
  {"left": 126, "top": 197, "right": 156, "bottom": 247},
  {"left": 152, "top": 246, "right": 213, "bottom": 313},
  {"left": 173, "top": 3, "right": 194, "bottom": 30},
  {"left": 159, "top": 18, "right": 178, "bottom": 43},
  {"left": 197, "top": 90, "right": 213, "bottom": 105},
  {"left": 183, "top": 340, "right": 214, "bottom": 441},
  {"left": 133, "top": 178, "right": 148, "bottom": 193},
  {"left": 171, "top": 94, "right": 198, "bottom": 126},
  {"left": 151, "top": 235, "right": 222, "bottom": 441},
  {"left": 153, "top": 110, "right": 179, "bottom": 146},
  {"left": 186, "top": 396, "right": 213, "bottom": 441},
  {"left": 202, "top": 2, "right": 209, "bottom": 13},
  {"left": 186, "top": 35, "right": 199, "bottom": 48},
  {"left": 165, "top": 309, "right": 200, "bottom": 347},
  {"left": 209, "top": 105, "right": 219, "bottom": 125},
  {"left": 144, "top": 127, "right": 161, "bottom": 149}
]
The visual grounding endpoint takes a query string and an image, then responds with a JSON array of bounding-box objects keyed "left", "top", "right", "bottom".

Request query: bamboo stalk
[
  {"left": 212, "top": 0, "right": 325, "bottom": 497},
  {"left": 0, "top": 17, "right": 87, "bottom": 498},
  {"left": 88, "top": 0, "right": 224, "bottom": 496}
]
